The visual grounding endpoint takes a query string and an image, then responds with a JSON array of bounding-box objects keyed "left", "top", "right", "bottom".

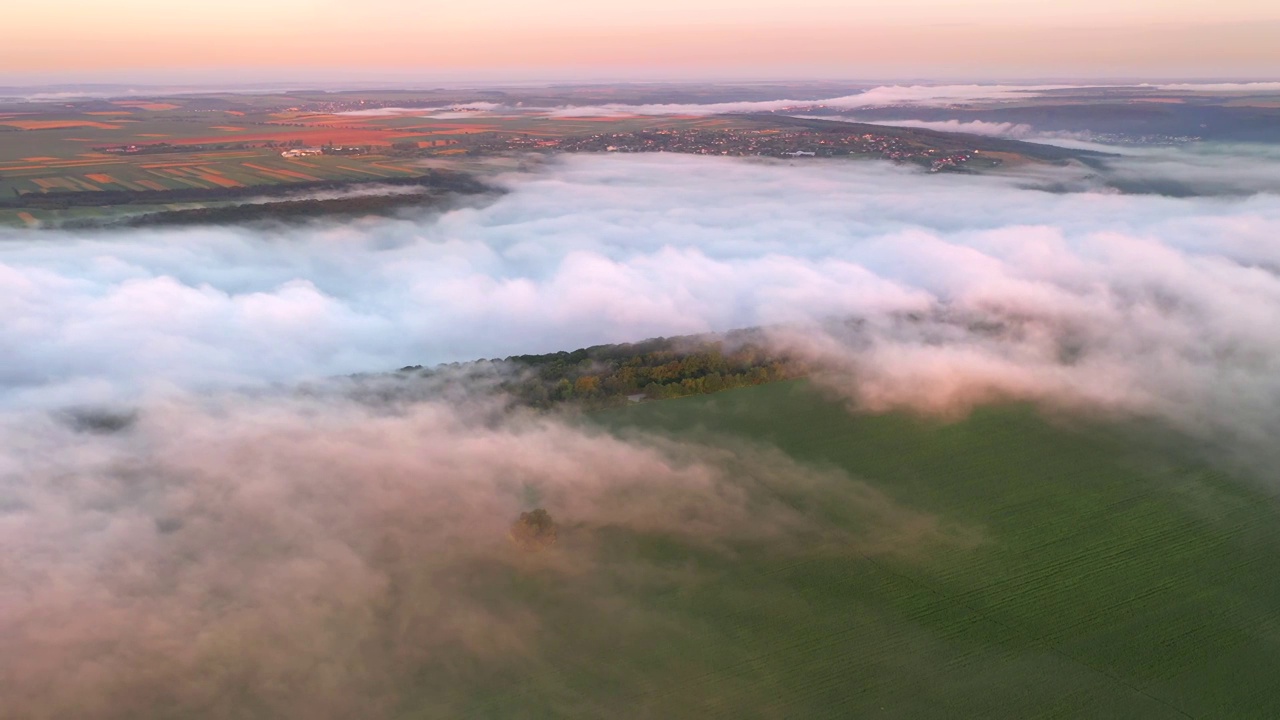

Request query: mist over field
[
  {"left": 3, "top": 149, "right": 1279, "bottom": 431},
  {"left": 3, "top": 145, "right": 1280, "bottom": 716},
  {"left": 4, "top": 384, "right": 967, "bottom": 718},
  {"left": 334, "top": 81, "right": 1280, "bottom": 122}
]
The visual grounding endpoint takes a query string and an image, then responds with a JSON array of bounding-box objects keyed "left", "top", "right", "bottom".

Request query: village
[{"left": 474, "top": 127, "right": 984, "bottom": 171}]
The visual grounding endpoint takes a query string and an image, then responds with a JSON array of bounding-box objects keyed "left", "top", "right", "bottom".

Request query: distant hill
[
  {"left": 847, "top": 102, "right": 1280, "bottom": 143},
  {"left": 741, "top": 113, "right": 1116, "bottom": 164}
]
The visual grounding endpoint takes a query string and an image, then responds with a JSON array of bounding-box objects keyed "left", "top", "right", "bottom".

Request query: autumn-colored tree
[
  {"left": 574, "top": 375, "right": 601, "bottom": 396},
  {"left": 510, "top": 509, "right": 558, "bottom": 551}
]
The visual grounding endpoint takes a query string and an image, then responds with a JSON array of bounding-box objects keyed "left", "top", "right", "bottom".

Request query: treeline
[
  {"left": 93, "top": 140, "right": 373, "bottom": 156},
  {"left": 94, "top": 142, "right": 257, "bottom": 155},
  {"left": 73, "top": 192, "right": 453, "bottom": 228},
  {"left": 399, "top": 331, "right": 806, "bottom": 409},
  {"left": 751, "top": 114, "right": 1116, "bottom": 163},
  {"left": 5, "top": 170, "right": 492, "bottom": 211}
]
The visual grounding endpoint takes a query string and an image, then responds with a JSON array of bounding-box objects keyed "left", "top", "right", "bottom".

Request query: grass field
[{"left": 402, "top": 380, "right": 1280, "bottom": 718}]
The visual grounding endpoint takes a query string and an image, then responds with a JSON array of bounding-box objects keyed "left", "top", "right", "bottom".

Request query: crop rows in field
[
  {"left": 0, "top": 151, "right": 421, "bottom": 199},
  {"left": 578, "top": 380, "right": 1280, "bottom": 718}
]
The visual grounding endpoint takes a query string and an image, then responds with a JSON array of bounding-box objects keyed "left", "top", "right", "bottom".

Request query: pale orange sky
[{"left": 6, "top": 0, "right": 1280, "bottom": 81}]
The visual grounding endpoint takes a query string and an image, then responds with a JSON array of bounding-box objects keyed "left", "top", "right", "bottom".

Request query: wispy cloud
[
  {"left": 1152, "top": 81, "right": 1280, "bottom": 92},
  {"left": 335, "top": 84, "right": 1102, "bottom": 121},
  {"left": 334, "top": 83, "right": 1280, "bottom": 138}
]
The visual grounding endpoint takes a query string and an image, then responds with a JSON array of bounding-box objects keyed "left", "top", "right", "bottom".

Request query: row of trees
[
  {"left": 7, "top": 169, "right": 491, "bottom": 211},
  {"left": 405, "top": 333, "right": 806, "bottom": 409}
]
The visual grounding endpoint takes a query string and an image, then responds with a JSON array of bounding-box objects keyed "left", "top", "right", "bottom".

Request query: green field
[{"left": 405, "top": 380, "right": 1280, "bottom": 718}]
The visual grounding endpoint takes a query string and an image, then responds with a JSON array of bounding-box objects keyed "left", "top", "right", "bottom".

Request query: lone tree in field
[{"left": 510, "top": 508, "right": 558, "bottom": 551}]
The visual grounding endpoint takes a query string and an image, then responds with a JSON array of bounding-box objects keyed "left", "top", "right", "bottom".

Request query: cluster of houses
[{"left": 280, "top": 145, "right": 367, "bottom": 158}]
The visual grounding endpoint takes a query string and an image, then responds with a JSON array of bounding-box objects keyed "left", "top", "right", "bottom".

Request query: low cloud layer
[
  {"left": 534, "top": 84, "right": 1069, "bottom": 117},
  {"left": 3, "top": 135, "right": 1280, "bottom": 717},
  {"left": 333, "top": 84, "right": 1102, "bottom": 120},
  {"left": 1153, "top": 81, "right": 1280, "bottom": 93},
  {"left": 3, "top": 151, "right": 1280, "bottom": 441},
  {"left": 833, "top": 118, "right": 1039, "bottom": 138},
  {"left": 335, "top": 82, "right": 1280, "bottom": 122},
  {"left": 332, "top": 84, "right": 1070, "bottom": 118},
  {"left": 0, "top": 385, "right": 960, "bottom": 718}
]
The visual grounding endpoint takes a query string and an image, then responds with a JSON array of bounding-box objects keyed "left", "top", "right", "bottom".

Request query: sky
[{"left": 6, "top": 0, "right": 1280, "bottom": 83}]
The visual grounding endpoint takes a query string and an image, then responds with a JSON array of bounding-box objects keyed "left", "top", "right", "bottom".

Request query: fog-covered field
[{"left": 3, "top": 142, "right": 1280, "bottom": 717}]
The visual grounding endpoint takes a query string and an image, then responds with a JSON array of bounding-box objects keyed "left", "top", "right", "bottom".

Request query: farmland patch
[{"left": 1, "top": 120, "right": 122, "bottom": 130}]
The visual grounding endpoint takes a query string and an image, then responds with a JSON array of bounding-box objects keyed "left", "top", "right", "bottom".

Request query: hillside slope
[{"left": 457, "top": 380, "right": 1280, "bottom": 718}]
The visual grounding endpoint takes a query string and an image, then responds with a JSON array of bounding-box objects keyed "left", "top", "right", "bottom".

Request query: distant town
[
  {"left": 87, "top": 127, "right": 993, "bottom": 173},
  {"left": 473, "top": 128, "right": 989, "bottom": 172}
]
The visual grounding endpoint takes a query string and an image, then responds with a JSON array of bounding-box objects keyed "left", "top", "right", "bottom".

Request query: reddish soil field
[
  {"left": 289, "top": 115, "right": 382, "bottom": 128},
  {"left": 168, "top": 128, "right": 411, "bottom": 146},
  {"left": 398, "top": 128, "right": 491, "bottom": 135},
  {"left": 396, "top": 123, "right": 498, "bottom": 131}
]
